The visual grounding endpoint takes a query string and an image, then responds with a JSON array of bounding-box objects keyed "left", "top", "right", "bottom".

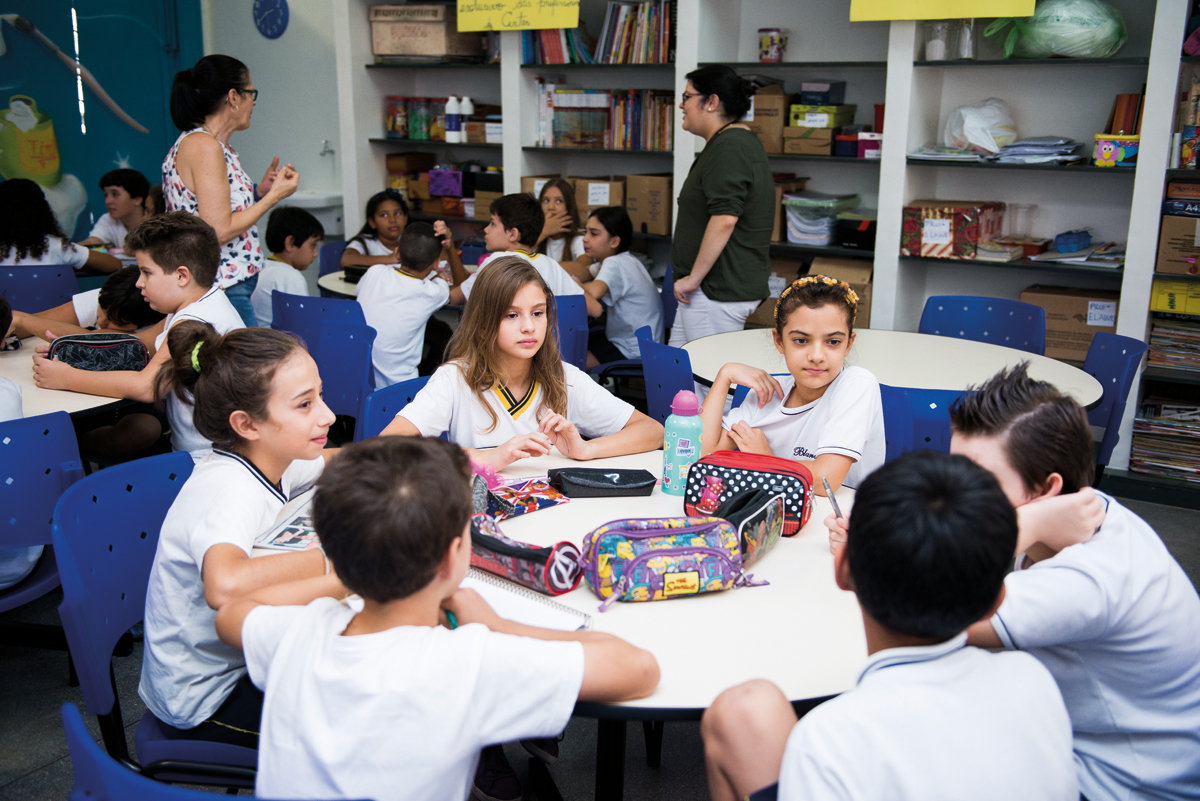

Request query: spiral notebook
[{"left": 463, "top": 568, "right": 592, "bottom": 631}]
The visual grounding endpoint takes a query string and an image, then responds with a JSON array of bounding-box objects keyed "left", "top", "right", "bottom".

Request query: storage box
[
  {"left": 743, "top": 85, "right": 792, "bottom": 155},
  {"left": 386, "top": 152, "right": 437, "bottom": 174},
  {"left": 782, "top": 127, "right": 833, "bottom": 155},
  {"left": 1156, "top": 215, "right": 1200, "bottom": 275},
  {"left": 772, "top": 179, "right": 809, "bottom": 243},
  {"left": 429, "top": 169, "right": 462, "bottom": 198},
  {"left": 1019, "top": 285, "right": 1121, "bottom": 360},
  {"left": 745, "top": 256, "right": 804, "bottom": 326},
  {"left": 799, "top": 80, "right": 846, "bottom": 105},
  {"left": 1167, "top": 180, "right": 1200, "bottom": 200},
  {"left": 857, "top": 132, "right": 882, "bottom": 159},
  {"left": 744, "top": 256, "right": 873, "bottom": 328},
  {"left": 464, "top": 121, "right": 504, "bottom": 144},
  {"left": 1151, "top": 278, "right": 1200, "bottom": 315},
  {"left": 789, "top": 104, "right": 857, "bottom": 128},
  {"left": 574, "top": 177, "right": 625, "bottom": 217},
  {"left": 1092, "top": 134, "right": 1139, "bottom": 167},
  {"left": 834, "top": 134, "right": 859, "bottom": 158},
  {"left": 625, "top": 174, "right": 672, "bottom": 236},
  {"left": 521, "top": 175, "right": 559, "bottom": 198},
  {"left": 473, "top": 190, "right": 503, "bottom": 221},
  {"left": 370, "top": 5, "right": 483, "bottom": 58},
  {"left": 408, "top": 175, "right": 431, "bottom": 200},
  {"left": 900, "top": 200, "right": 1005, "bottom": 260},
  {"left": 440, "top": 196, "right": 464, "bottom": 216},
  {"left": 836, "top": 214, "right": 876, "bottom": 251}
]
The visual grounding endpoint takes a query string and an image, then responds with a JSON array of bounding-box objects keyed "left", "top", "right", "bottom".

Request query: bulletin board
[
  {"left": 850, "top": 0, "right": 1035, "bottom": 21},
  {"left": 457, "top": 0, "right": 580, "bottom": 32}
]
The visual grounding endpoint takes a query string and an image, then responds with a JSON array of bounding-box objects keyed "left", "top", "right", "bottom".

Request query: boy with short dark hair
[
  {"left": 214, "top": 436, "right": 659, "bottom": 801},
  {"left": 250, "top": 206, "right": 325, "bottom": 327},
  {"left": 77, "top": 168, "right": 150, "bottom": 255},
  {"left": 702, "top": 451, "right": 1077, "bottom": 801},
  {"left": 954, "top": 365, "right": 1200, "bottom": 800},
  {"left": 7, "top": 265, "right": 165, "bottom": 348}
]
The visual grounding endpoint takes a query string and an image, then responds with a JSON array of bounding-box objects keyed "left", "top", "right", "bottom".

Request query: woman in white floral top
[{"left": 164, "top": 54, "right": 299, "bottom": 327}]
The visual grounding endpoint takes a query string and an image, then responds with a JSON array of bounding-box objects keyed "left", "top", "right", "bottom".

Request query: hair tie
[{"left": 190, "top": 341, "right": 203, "bottom": 373}]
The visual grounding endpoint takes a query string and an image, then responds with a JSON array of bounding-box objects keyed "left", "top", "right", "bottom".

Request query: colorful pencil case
[
  {"left": 469, "top": 514, "right": 583, "bottom": 596},
  {"left": 547, "top": 468, "right": 657, "bottom": 498},
  {"left": 486, "top": 478, "right": 569, "bottom": 521},
  {"left": 714, "top": 489, "right": 785, "bottom": 568},
  {"left": 684, "top": 450, "right": 814, "bottom": 536}
]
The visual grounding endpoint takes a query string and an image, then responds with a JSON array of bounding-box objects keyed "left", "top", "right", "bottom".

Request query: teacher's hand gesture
[
  {"left": 673, "top": 272, "right": 702, "bottom": 304},
  {"left": 258, "top": 156, "right": 282, "bottom": 196}
]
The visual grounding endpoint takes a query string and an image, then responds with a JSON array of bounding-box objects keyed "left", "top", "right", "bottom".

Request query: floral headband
[{"left": 774, "top": 275, "right": 860, "bottom": 321}]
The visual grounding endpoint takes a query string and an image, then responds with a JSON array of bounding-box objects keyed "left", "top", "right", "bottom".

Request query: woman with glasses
[
  {"left": 670, "top": 64, "right": 774, "bottom": 346},
  {"left": 163, "top": 54, "right": 299, "bottom": 327}
]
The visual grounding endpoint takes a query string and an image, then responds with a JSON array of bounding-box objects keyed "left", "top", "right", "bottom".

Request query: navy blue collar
[
  {"left": 213, "top": 448, "right": 285, "bottom": 504},
  {"left": 857, "top": 632, "right": 968, "bottom": 685}
]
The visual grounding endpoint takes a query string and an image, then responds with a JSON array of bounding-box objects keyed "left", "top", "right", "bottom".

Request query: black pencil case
[{"left": 547, "top": 468, "right": 658, "bottom": 498}]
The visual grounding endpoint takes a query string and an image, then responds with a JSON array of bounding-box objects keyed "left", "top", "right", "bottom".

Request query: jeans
[{"left": 224, "top": 273, "right": 259, "bottom": 328}]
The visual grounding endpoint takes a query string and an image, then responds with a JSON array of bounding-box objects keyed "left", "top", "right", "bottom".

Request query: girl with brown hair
[{"left": 535, "top": 178, "right": 592, "bottom": 279}]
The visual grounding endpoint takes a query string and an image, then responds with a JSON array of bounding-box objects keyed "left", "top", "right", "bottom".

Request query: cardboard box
[
  {"left": 744, "top": 256, "right": 872, "bottom": 328},
  {"left": 746, "top": 256, "right": 804, "bottom": 326},
  {"left": 520, "top": 175, "right": 559, "bottom": 198},
  {"left": 1167, "top": 180, "right": 1200, "bottom": 200},
  {"left": 464, "top": 121, "right": 503, "bottom": 144},
  {"left": 772, "top": 179, "right": 809, "bottom": 243},
  {"left": 789, "top": 104, "right": 857, "bottom": 128},
  {"left": 370, "top": 5, "right": 482, "bottom": 57},
  {"left": 408, "top": 175, "right": 431, "bottom": 200},
  {"left": 900, "top": 200, "right": 1005, "bottom": 260},
  {"left": 386, "top": 152, "right": 437, "bottom": 174},
  {"left": 1019, "top": 285, "right": 1121, "bottom": 360},
  {"left": 473, "top": 190, "right": 502, "bottom": 221},
  {"left": 1156, "top": 215, "right": 1200, "bottom": 275},
  {"left": 625, "top": 174, "right": 672, "bottom": 236},
  {"left": 743, "top": 85, "right": 792, "bottom": 155},
  {"left": 1151, "top": 278, "right": 1200, "bottom": 315},
  {"left": 574, "top": 177, "right": 625, "bottom": 218},
  {"left": 799, "top": 81, "right": 846, "bottom": 105},
  {"left": 857, "top": 131, "right": 882, "bottom": 159},
  {"left": 782, "top": 127, "right": 833, "bottom": 155}
]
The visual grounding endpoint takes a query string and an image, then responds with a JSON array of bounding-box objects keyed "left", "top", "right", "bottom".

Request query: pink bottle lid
[{"left": 670, "top": 390, "right": 702, "bottom": 416}]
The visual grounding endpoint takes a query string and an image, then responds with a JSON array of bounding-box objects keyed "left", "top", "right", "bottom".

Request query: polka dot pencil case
[{"left": 683, "top": 451, "right": 814, "bottom": 537}]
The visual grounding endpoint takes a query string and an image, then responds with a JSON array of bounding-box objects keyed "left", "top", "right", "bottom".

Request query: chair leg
[
  {"left": 68, "top": 651, "right": 78, "bottom": 687},
  {"left": 641, "top": 720, "right": 664, "bottom": 768}
]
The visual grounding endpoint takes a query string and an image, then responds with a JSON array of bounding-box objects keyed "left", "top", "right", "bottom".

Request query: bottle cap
[{"left": 670, "top": 390, "right": 701, "bottom": 416}]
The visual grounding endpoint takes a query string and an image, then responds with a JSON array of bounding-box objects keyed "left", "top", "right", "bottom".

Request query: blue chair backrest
[
  {"left": 879, "top": 384, "right": 966, "bottom": 463},
  {"left": 356, "top": 375, "right": 430, "bottom": 441},
  {"left": 0, "top": 411, "right": 83, "bottom": 552},
  {"left": 637, "top": 325, "right": 693, "bottom": 425},
  {"left": 271, "top": 291, "right": 366, "bottom": 355},
  {"left": 730, "top": 375, "right": 790, "bottom": 409},
  {"left": 556, "top": 294, "right": 589, "bottom": 371},
  {"left": 918, "top": 295, "right": 1046, "bottom": 355},
  {"left": 315, "top": 322, "right": 377, "bottom": 426},
  {"left": 0, "top": 264, "right": 80, "bottom": 309},
  {"left": 1083, "top": 332, "right": 1148, "bottom": 466},
  {"left": 662, "top": 263, "right": 678, "bottom": 333},
  {"left": 318, "top": 240, "right": 348, "bottom": 278},
  {"left": 52, "top": 452, "right": 194, "bottom": 717}
]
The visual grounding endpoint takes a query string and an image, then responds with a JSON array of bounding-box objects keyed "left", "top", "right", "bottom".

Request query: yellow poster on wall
[
  {"left": 850, "top": 0, "right": 1034, "bottom": 21},
  {"left": 457, "top": 0, "right": 580, "bottom": 32}
]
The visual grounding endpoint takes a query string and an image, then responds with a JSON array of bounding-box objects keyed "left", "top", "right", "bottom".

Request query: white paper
[
  {"left": 804, "top": 113, "right": 831, "bottom": 127},
  {"left": 863, "top": 148, "right": 881, "bottom": 159},
  {"left": 532, "top": 179, "right": 548, "bottom": 198},
  {"left": 587, "top": 183, "right": 611, "bottom": 206},
  {"left": 461, "top": 574, "right": 587, "bottom": 632},
  {"left": 923, "top": 219, "right": 952, "bottom": 245},
  {"left": 1087, "top": 301, "right": 1117, "bottom": 327},
  {"left": 767, "top": 275, "right": 788, "bottom": 297},
  {"left": 485, "top": 122, "right": 503, "bottom": 143}
]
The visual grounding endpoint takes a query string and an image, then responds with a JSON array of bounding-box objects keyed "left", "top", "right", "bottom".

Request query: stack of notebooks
[
  {"left": 908, "top": 145, "right": 981, "bottom": 162},
  {"left": 521, "top": 28, "right": 595, "bottom": 65},
  {"left": 1131, "top": 397, "right": 1200, "bottom": 485},
  {"left": 534, "top": 78, "right": 673, "bottom": 150},
  {"left": 990, "top": 137, "right": 1083, "bottom": 165},
  {"left": 975, "top": 241, "right": 1025, "bottom": 262},
  {"left": 594, "top": 0, "right": 675, "bottom": 64},
  {"left": 1148, "top": 316, "right": 1200, "bottom": 373}
]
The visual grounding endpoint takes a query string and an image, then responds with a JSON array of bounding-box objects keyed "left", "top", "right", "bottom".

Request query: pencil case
[
  {"left": 684, "top": 451, "right": 814, "bottom": 536},
  {"left": 578, "top": 516, "right": 764, "bottom": 612},
  {"left": 713, "top": 489, "right": 786, "bottom": 568},
  {"left": 47, "top": 332, "right": 148, "bottom": 372},
  {"left": 469, "top": 514, "right": 583, "bottom": 596},
  {"left": 547, "top": 468, "right": 657, "bottom": 498},
  {"left": 486, "top": 478, "right": 569, "bottom": 521}
]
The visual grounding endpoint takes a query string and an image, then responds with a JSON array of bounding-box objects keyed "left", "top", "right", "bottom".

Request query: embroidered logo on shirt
[{"left": 793, "top": 446, "right": 816, "bottom": 459}]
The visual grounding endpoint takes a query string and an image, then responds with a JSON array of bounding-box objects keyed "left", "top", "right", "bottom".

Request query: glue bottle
[
  {"left": 662, "top": 390, "right": 703, "bottom": 497},
  {"left": 445, "top": 95, "right": 462, "bottom": 143}
]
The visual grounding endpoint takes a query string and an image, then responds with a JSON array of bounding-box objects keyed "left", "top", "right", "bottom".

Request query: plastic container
[
  {"left": 385, "top": 96, "right": 408, "bottom": 139},
  {"left": 445, "top": 95, "right": 462, "bottom": 143},
  {"left": 409, "top": 98, "right": 431, "bottom": 140},
  {"left": 1093, "top": 134, "right": 1139, "bottom": 167},
  {"left": 758, "top": 28, "right": 787, "bottom": 62},
  {"left": 783, "top": 191, "right": 860, "bottom": 247},
  {"left": 925, "top": 20, "right": 952, "bottom": 60},
  {"left": 662, "top": 391, "right": 704, "bottom": 496}
]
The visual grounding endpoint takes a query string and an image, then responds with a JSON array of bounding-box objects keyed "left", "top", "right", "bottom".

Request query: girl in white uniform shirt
[
  {"left": 700, "top": 275, "right": 885, "bottom": 494},
  {"left": 535, "top": 178, "right": 590, "bottom": 279},
  {"left": 340, "top": 189, "right": 409, "bottom": 269},
  {"left": 382, "top": 256, "right": 663, "bottom": 470},
  {"left": 139, "top": 322, "right": 339, "bottom": 747},
  {"left": 0, "top": 178, "right": 121, "bottom": 274}
]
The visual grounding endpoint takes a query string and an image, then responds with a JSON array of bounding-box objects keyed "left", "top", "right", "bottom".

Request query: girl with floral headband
[{"left": 699, "top": 274, "right": 885, "bottom": 494}]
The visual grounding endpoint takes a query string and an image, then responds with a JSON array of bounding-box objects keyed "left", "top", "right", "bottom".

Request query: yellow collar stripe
[{"left": 493, "top": 381, "right": 538, "bottom": 419}]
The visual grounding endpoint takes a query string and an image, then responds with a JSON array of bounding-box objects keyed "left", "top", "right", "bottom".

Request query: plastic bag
[
  {"left": 984, "top": 0, "right": 1128, "bottom": 59},
  {"left": 942, "top": 98, "right": 1018, "bottom": 155}
]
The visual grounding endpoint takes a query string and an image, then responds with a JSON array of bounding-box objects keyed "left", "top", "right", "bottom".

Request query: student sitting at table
[
  {"left": 250, "top": 206, "right": 324, "bottom": 328},
  {"left": 952, "top": 365, "right": 1200, "bottom": 801},
  {"left": 140, "top": 320, "right": 339, "bottom": 746},
  {"left": 580, "top": 206, "right": 663, "bottom": 368},
  {"left": 76, "top": 168, "right": 150, "bottom": 256},
  {"left": 699, "top": 275, "right": 884, "bottom": 495},
  {"left": 0, "top": 178, "right": 121, "bottom": 274},
  {"left": 383, "top": 257, "right": 663, "bottom": 470},
  {"left": 702, "top": 450, "right": 1078, "bottom": 801},
  {"left": 358, "top": 221, "right": 468, "bottom": 388},
  {"left": 31, "top": 213, "right": 244, "bottom": 461},
  {"left": 535, "top": 178, "right": 592, "bottom": 280},
  {"left": 214, "top": 435, "right": 659, "bottom": 801},
  {"left": 448, "top": 193, "right": 602, "bottom": 318},
  {"left": 339, "top": 188, "right": 409, "bottom": 270}
]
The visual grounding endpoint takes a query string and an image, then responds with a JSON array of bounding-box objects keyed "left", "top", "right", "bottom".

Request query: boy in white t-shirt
[
  {"left": 250, "top": 206, "right": 324, "bottom": 327},
  {"left": 955, "top": 365, "right": 1200, "bottom": 801},
  {"left": 77, "top": 168, "right": 149, "bottom": 256},
  {"left": 358, "top": 221, "right": 468, "bottom": 387},
  {"left": 215, "top": 436, "right": 659, "bottom": 801},
  {"left": 31, "top": 212, "right": 244, "bottom": 460},
  {"left": 702, "top": 451, "right": 1078, "bottom": 801}
]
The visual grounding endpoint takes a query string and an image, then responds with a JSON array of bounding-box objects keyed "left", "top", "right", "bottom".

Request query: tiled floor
[{"left": 2, "top": 496, "right": 1197, "bottom": 801}]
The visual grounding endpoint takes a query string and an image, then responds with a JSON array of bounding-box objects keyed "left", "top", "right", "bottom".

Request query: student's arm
[
  {"left": 539, "top": 409, "right": 663, "bottom": 462},
  {"left": 1015, "top": 488, "right": 1106, "bottom": 557},
  {"left": 77, "top": 236, "right": 105, "bottom": 248},
  {"left": 560, "top": 255, "right": 597, "bottom": 283},
  {"left": 444, "top": 588, "right": 659, "bottom": 701},
  {"left": 433, "top": 220, "right": 469, "bottom": 288},
  {"left": 581, "top": 278, "right": 609, "bottom": 302},
  {"left": 783, "top": 454, "right": 854, "bottom": 496},
  {"left": 202, "top": 543, "right": 328, "bottom": 611},
  {"left": 673, "top": 215, "right": 737, "bottom": 303},
  {"left": 214, "top": 572, "right": 346, "bottom": 650},
  {"left": 181, "top": 134, "right": 297, "bottom": 245},
  {"left": 31, "top": 335, "right": 167, "bottom": 400},
  {"left": 82, "top": 249, "right": 122, "bottom": 274},
  {"left": 580, "top": 289, "right": 604, "bottom": 319},
  {"left": 135, "top": 319, "right": 167, "bottom": 355},
  {"left": 700, "top": 363, "right": 784, "bottom": 457},
  {"left": 340, "top": 243, "right": 400, "bottom": 268},
  {"left": 9, "top": 301, "right": 80, "bottom": 338},
  {"left": 965, "top": 619, "right": 1003, "bottom": 649}
]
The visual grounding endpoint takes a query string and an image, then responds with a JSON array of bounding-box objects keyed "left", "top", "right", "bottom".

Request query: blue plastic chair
[
  {"left": 0, "top": 264, "right": 80, "bottom": 310},
  {"left": 315, "top": 321, "right": 377, "bottom": 439},
  {"left": 271, "top": 291, "right": 366, "bottom": 355},
  {"left": 0, "top": 412, "right": 83, "bottom": 675},
  {"left": 588, "top": 263, "right": 677, "bottom": 389},
  {"left": 918, "top": 295, "right": 1046, "bottom": 355},
  {"left": 556, "top": 294, "right": 589, "bottom": 372},
  {"left": 638, "top": 326, "right": 694, "bottom": 426},
  {"left": 317, "top": 240, "right": 348, "bottom": 298},
  {"left": 1082, "top": 332, "right": 1148, "bottom": 484},
  {"left": 879, "top": 384, "right": 967, "bottom": 463},
  {"left": 61, "top": 703, "right": 367, "bottom": 801},
  {"left": 52, "top": 452, "right": 258, "bottom": 788},
  {"left": 356, "top": 375, "right": 430, "bottom": 441}
]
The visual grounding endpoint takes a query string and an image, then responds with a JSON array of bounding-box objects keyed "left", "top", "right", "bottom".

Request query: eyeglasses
[
  {"left": 679, "top": 92, "right": 703, "bottom": 103},
  {"left": 239, "top": 88, "right": 259, "bottom": 101}
]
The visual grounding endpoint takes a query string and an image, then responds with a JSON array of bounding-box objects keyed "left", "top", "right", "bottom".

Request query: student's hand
[
  {"left": 486, "top": 432, "right": 553, "bottom": 469},
  {"left": 1015, "top": 487, "right": 1106, "bottom": 557},
  {"left": 718, "top": 364, "right": 785, "bottom": 407},
  {"left": 32, "top": 350, "right": 75, "bottom": 390},
  {"left": 433, "top": 219, "right": 455, "bottom": 251},
  {"left": 824, "top": 511, "right": 849, "bottom": 557},
  {"left": 541, "top": 209, "right": 573, "bottom": 242},
  {"left": 258, "top": 156, "right": 281, "bottom": 195},
  {"left": 266, "top": 163, "right": 299, "bottom": 202},
  {"left": 441, "top": 587, "right": 502, "bottom": 630},
  {"left": 673, "top": 272, "right": 702, "bottom": 304},
  {"left": 727, "top": 421, "right": 772, "bottom": 456},
  {"left": 3, "top": 313, "right": 17, "bottom": 339},
  {"left": 539, "top": 411, "right": 592, "bottom": 460}
]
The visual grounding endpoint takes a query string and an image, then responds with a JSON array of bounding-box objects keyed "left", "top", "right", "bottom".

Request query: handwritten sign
[
  {"left": 850, "top": 0, "right": 1033, "bottom": 21},
  {"left": 457, "top": 0, "right": 579, "bottom": 32}
]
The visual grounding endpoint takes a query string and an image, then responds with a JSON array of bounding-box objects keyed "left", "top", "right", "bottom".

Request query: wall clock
[{"left": 253, "top": 0, "right": 289, "bottom": 40}]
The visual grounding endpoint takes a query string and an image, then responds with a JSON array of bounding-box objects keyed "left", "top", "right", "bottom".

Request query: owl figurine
[{"left": 1095, "top": 139, "right": 1118, "bottom": 167}]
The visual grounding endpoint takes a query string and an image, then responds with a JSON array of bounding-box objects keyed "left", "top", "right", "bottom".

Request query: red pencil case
[{"left": 683, "top": 450, "right": 814, "bottom": 537}]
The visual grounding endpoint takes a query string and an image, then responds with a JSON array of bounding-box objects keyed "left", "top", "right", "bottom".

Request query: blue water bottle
[{"left": 662, "top": 390, "right": 703, "bottom": 496}]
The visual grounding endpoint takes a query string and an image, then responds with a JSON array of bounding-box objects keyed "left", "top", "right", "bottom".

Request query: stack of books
[
  {"left": 534, "top": 78, "right": 674, "bottom": 150},
  {"left": 521, "top": 28, "right": 595, "bottom": 65},
  {"left": 1131, "top": 397, "right": 1200, "bottom": 484},
  {"left": 1148, "top": 316, "right": 1200, "bottom": 373},
  {"left": 594, "top": 0, "right": 674, "bottom": 64},
  {"left": 990, "top": 137, "right": 1083, "bottom": 165}
]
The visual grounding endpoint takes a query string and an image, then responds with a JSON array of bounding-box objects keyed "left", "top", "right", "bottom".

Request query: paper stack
[
  {"left": 1132, "top": 397, "right": 1200, "bottom": 485},
  {"left": 988, "top": 137, "right": 1083, "bottom": 165},
  {"left": 908, "top": 145, "right": 981, "bottom": 162},
  {"left": 975, "top": 241, "right": 1025, "bottom": 262},
  {"left": 1148, "top": 316, "right": 1200, "bottom": 373}
]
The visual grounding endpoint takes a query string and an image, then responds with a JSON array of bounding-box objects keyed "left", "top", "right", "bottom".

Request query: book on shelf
[
  {"left": 1132, "top": 397, "right": 1200, "bottom": 485},
  {"left": 594, "top": 0, "right": 674, "bottom": 64},
  {"left": 534, "top": 80, "right": 674, "bottom": 151},
  {"left": 522, "top": 27, "right": 595, "bottom": 65}
]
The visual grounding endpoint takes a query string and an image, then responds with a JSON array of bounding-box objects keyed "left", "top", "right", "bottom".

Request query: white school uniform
[
  {"left": 543, "top": 234, "right": 585, "bottom": 264},
  {"left": 400, "top": 360, "right": 634, "bottom": 447},
  {"left": 460, "top": 250, "right": 585, "bottom": 301},
  {"left": 243, "top": 598, "right": 584, "bottom": 801},
  {"left": 87, "top": 213, "right": 129, "bottom": 254},
  {"left": 990, "top": 493, "right": 1200, "bottom": 801},
  {"left": 779, "top": 634, "right": 1077, "bottom": 801},
  {"left": 723, "top": 366, "right": 885, "bottom": 489},
  {"left": 138, "top": 449, "right": 325, "bottom": 729},
  {"left": 593, "top": 252, "right": 663, "bottom": 358},
  {"left": 250, "top": 256, "right": 310, "bottom": 328},
  {"left": 0, "top": 378, "right": 43, "bottom": 592},
  {"left": 357, "top": 265, "right": 449, "bottom": 388},
  {"left": 1, "top": 238, "right": 90, "bottom": 268},
  {"left": 154, "top": 286, "right": 245, "bottom": 459},
  {"left": 344, "top": 236, "right": 398, "bottom": 263},
  {"left": 71, "top": 288, "right": 102, "bottom": 329}
]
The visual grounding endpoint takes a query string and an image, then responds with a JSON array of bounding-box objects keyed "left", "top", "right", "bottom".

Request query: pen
[
  {"left": 822, "top": 477, "right": 845, "bottom": 520},
  {"left": 446, "top": 610, "right": 458, "bottom": 630}
]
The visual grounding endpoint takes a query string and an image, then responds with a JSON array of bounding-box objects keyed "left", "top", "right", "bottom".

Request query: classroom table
[
  {"left": 317, "top": 271, "right": 358, "bottom": 299},
  {"left": 0, "top": 336, "right": 126, "bottom": 418},
  {"left": 682, "top": 328, "right": 1105, "bottom": 409}
]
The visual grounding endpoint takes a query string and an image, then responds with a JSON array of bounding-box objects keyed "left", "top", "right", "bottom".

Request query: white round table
[
  {"left": 317, "top": 271, "right": 358, "bottom": 299},
  {"left": 0, "top": 336, "right": 127, "bottom": 418},
  {"left": 682, "top": 328, "right": 1105, "bottom": 409}
]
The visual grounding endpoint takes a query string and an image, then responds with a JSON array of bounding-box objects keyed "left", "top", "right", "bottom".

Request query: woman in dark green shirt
[{"left": 669, "top": 64, "right": 775, "bottom": 346}]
